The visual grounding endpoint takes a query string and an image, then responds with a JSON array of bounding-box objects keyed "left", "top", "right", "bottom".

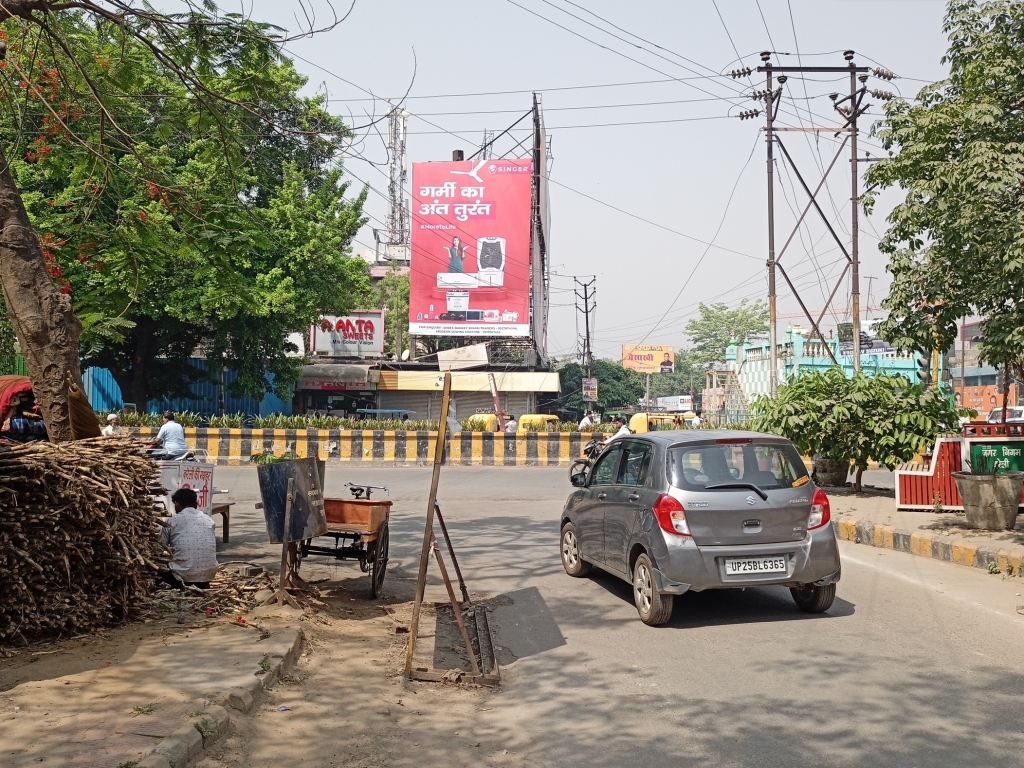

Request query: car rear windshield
[{"left": 668, "top": 440, "right": 809, "bottom": 492}]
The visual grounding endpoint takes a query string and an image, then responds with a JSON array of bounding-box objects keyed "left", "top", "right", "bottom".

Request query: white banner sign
[{"left": 310, "top": 311, "right": 384, "bottom": 357}]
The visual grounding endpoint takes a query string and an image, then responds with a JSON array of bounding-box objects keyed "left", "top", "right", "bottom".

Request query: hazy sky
[{"left": 254, "top": 0, "right": 951, "bottom": 360}]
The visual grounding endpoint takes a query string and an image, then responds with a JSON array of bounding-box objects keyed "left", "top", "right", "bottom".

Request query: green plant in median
[{"left": 751, "top": 369, "right": 963, "bottom": 491}]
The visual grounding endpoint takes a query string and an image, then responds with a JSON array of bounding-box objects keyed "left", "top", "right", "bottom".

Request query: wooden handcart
[{"left": 300, "top": 483, "right": 391, "bottom": 598}]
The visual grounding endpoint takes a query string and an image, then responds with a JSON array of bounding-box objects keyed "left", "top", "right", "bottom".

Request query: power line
[{"left": 633, "top": 131, "right": 760, "bottom": 345}]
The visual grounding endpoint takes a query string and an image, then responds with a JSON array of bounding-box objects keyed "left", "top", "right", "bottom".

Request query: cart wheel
[{"left": 370, "top": 521, "right": 389, "bottom": 599}]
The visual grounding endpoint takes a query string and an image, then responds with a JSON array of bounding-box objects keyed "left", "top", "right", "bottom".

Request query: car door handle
[
  {"left": 628, "top": 493, "right": 640, "bottom": 502},
  {"left": 597, "top": 492, "right": 607, "bottom": 500}
]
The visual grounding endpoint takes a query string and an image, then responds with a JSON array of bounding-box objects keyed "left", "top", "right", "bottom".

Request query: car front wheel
[
  {"left": 560, "top": 522, "right": 592, "bottom": 577},
  {"left": 633, "top": 553, "right": 673, "bottom": 626},
  {"left": 790, "top": 582, "right": 836, "bottom": 613}
]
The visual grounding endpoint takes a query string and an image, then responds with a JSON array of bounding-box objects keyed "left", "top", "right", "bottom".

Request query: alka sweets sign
[
  {"left": 310, "top": 310, "right": 384, "bottom": 358},
  {"left": 408, "top": 159, "right": 533, "bottom": 337}
]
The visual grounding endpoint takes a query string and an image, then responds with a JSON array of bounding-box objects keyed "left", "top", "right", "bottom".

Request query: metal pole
[
  {"left": 765, "top": 60, "right": 778, "bottom": 398},
  {"left": 960, "top": 318, "right": 966, "bottom": 408},
  {"left": 645, "top": 373, "right": 651, "bottom": 411},
  {"left": 850, "top": 63, "right": 862, "bottom": 373}
]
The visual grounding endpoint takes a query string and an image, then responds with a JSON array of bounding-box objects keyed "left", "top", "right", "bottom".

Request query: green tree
[
  {"left": 374, "top": 270, "right": 410, "bottom": 356},
  {"left": 0, "top": 13, "right": 368, "bottom": 408},
  {"left": 866, "top": 0, "right": 1024, "bottom": 412},
  {"left": 686, "top": 299, "right": 768, "bottom": 369},
  {"left": 559, "top": 359, "right": 645, "bottom": 413},
  {"left": 647, "top": 349, "right": 702, "bottom": 408},
  {"left": 0, "top": 3, "right": 353, "bottom": 438},
  {"left": 751, "top": 369, "right": 962, "bottom": 491}
]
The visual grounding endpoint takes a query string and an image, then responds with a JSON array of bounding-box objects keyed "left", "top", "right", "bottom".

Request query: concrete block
[
  {"left": 138, "top": 755, "right": 173, "bottom": 768},
  {"left": 155, "top": 723, "right": 204, "bottom": 767},
  {"left": 227, "top": 687, "right": 255, "bottom": 713},
  {"left": 201, "top": 704, "right": 230, "bottom": 740}
]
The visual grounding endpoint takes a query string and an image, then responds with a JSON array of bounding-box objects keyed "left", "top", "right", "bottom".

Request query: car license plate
[{"left": 724, "top": 556, "right": 787, "bottom": 575}]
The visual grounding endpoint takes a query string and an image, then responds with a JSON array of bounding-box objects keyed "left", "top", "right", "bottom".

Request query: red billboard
[{"left": 409, "top": 158, "right": 533, "bottom": 337}]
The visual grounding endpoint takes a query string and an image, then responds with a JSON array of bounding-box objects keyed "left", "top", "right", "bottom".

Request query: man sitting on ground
[{"left": 160, "top": 488, "right": 218, "bottom": 589}]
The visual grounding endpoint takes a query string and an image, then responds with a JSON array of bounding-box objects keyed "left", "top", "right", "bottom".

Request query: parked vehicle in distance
[
  {"left": 559, "top": 430, "right": 842, "bottom": 625},
  {"left": 517, "top": 414, "right": 560, "bottom": 433},
  {"left": 986, "top": 407, "right": 1024, "bottom": 423}
]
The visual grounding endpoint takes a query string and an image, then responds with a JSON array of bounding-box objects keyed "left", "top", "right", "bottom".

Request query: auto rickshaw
[
  {"left": 517, "top": 414, "right": 560, "bottom": 433},
  {"left": 628, "top": 412, "right": 680, "bottom": 433}
]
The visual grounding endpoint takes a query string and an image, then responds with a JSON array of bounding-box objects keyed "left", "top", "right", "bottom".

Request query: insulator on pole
[
  {"left": 729, "top": 66, "right": 753, "bottom": 79},
  {"left": 738, "top": 109, "right": 761, "bottom": 121},
  {"left": 872, "top": 66, "right": 897, "bottom": 81},
  {"left": 870, "top": 89, "right": 895, "bottom": 101}
]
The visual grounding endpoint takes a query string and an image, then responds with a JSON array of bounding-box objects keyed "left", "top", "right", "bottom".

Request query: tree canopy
[
  {"left": 558, "top": 359, "right": 645, "bottom": 413},
  {"left": 866, "top": 0, "right": 1024, "bottom": 379},
  {"left": 0, "top": 9, "right": 369, "bottom": 411},
  {"left": 685, "top": 299, "right": 768, "bottom": 369}
]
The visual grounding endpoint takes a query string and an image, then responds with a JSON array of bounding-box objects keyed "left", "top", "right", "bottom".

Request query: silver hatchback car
[{"left": 559, "top": 430, "right": 841, "bottom": 625}]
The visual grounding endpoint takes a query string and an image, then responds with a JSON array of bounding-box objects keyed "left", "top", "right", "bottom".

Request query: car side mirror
[{"left": 571, "top": 472, "right": 588, "bottom": 487}]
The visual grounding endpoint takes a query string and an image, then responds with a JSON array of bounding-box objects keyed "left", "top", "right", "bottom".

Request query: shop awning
[
  {"left": 296, "top": 365, "right": 374, "bottom": 391},
  {"left": 377, "top": 370, "right": 559, "bottom": 393}
]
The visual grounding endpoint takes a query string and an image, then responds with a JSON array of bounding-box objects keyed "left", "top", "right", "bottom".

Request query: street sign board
[{"left": 582, "top": 377, "right": 598, "bottom": 402}]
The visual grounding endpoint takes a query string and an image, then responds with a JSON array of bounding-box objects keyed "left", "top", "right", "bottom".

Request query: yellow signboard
[{"left": 622, "top": 344, "right": 675, "bottom": 374}]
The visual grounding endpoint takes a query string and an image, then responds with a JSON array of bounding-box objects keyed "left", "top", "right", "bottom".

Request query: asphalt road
[{"left": 210, "top": 465, "right": 1024, "bottom": 767}]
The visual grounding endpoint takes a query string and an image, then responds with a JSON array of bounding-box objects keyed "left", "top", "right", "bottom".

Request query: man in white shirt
[
  {"left": 691, "top": 410, "right": 703, "bottom": 428},
  {"left": 604, "top": 416, "right": 632, "bottom": 444},
  {"left": 578, "top": 412, "right": 593, "bottom": 430},
  {"left": 160, "top": 488, "right": 218, "bottom": 588},
  {"left": 505, "top": 415, "right": 518, "bottom": 433},
  {"left": 102, "top": 413, "right": 125, "bottom": 437},
  {"left": 153, "top": 411, "right": 188, "bottom": 456}
]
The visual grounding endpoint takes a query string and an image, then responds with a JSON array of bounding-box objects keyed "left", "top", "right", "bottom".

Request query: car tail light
[
  {"left": 653, "top": 494, "right": 690, "bottom": 537},
  {"left": 808, "top": 487, "right": 831, "bottom": 530}
]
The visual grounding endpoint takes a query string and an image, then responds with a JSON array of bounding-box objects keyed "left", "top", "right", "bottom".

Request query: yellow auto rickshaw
[
  {"left": 628, "top": 413, "right": 679, "bottom": 433},
  {"left": 517, "top": 414, "right": 560, "bottom": 433}
]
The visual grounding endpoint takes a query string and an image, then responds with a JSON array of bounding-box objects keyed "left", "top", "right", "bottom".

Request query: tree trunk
[
  {"left": 0, "top": 144, "right": 82, "bottom": 441},
  {"left": 130, "top": 323, "right": 152, "bottom": 409},
  {"left": 854, "top": 466, "right": 864, "bottom": 493}
]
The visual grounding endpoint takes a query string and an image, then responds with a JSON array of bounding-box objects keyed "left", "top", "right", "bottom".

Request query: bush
[{"left": 751, "top": 369, "right": 964, "bottom": 490}]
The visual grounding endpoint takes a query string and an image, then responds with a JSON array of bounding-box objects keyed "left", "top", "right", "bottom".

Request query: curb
[
  {"left": 136, "top": 628, "right": 304, "bottom": 768},
  {"left": 832, "top": 517, "right": 1024, "bottom": 576}
]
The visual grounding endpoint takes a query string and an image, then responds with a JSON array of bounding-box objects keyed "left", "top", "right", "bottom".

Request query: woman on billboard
[{"left": 446, "top": 236, "right": 467, "bottom": 273}]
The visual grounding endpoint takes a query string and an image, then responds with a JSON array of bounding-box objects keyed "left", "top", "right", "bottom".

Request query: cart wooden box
[
  {"left": 301, "top": 497, "right": 392, "bottom": 597},
  {"left": 323, "top": 498, "right": 391, "bottom": 539}
]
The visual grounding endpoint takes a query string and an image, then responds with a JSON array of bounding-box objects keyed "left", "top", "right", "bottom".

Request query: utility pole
[
  {"left": 849, "top": 54, "right": 863, "bottom": 372},
  {"left": 574, "top": 278, "right": 596, "bottom": 377},
  {"left": 386, "top": 106, "right": 410, "bottom": 254},
  {"left": 764, "top": 52, "right": 779, "bottom": 398},
  {"left": 480, "top": 129, "right": 495, "bottom": 160},
  {"left": 737, "top": 51, "right": 880, "bottom": 387}
]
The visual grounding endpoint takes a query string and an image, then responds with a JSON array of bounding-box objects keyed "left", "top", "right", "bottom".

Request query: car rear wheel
[
  {"left": 560, "top": 523, "right": 592, "bottom": 577},
  {"left": 790, "top": 582, "right": 836, "bottom": 613},
  {"left": 633, "top": 554, "right": 673, "bottom": 626}
]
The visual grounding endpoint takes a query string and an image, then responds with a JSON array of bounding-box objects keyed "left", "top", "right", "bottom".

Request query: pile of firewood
[{"left": 0, "top": 438, "right": 166, "bottom": 643}]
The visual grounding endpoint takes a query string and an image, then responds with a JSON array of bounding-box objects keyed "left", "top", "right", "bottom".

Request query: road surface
[{"left": 202, "top": 465, "right": 1024, "bottom": 768}]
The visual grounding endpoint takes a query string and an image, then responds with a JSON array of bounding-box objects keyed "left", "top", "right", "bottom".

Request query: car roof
[{"left": 624, "top": 429, "right": 792, "bottom": 446}]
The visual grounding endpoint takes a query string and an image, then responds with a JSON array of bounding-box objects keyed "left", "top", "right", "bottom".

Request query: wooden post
[
  {"left": 263, "top": 476, "right": 299, "bottom": 608},
  {"left": 404, "top": 371, "right": 452, "bottom": 677}
]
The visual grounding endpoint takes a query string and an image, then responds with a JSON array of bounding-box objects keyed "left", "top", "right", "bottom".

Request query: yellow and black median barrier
[{"left": 131, "top": 427, "right": 602, "bottom": 467}]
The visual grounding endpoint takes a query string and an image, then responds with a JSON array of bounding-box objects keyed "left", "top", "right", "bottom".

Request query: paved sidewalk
[
  {"left": 0, "top": 615, "right": 302, "bottom": 768},
  {"left": 829, "top": 488, "right": 1024, "bottom": 575}
]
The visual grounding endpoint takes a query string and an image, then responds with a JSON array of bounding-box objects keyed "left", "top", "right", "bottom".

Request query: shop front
[{"left": 293, "top": 364, "right": 377, "bottom": 417}]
